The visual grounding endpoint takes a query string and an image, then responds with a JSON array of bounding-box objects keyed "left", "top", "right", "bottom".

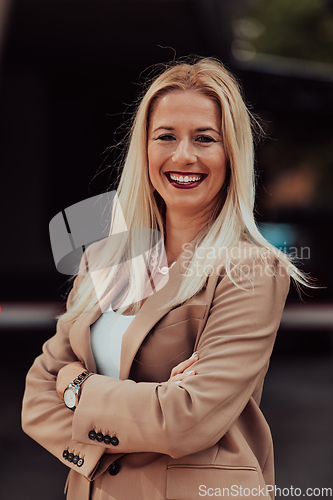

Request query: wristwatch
[{"left": 63, "top": 370, "right": 93, "bottom": 411}]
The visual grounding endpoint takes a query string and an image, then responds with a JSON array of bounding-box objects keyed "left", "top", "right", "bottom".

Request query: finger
[
  {"left": 161, "top": 369, "right": 196, "bottom": 387},
  {"left": 169, "top": 370, "right": 196, "bottom": 384},
  {"left": 170, "top": 352, "right": 198, "bottom": 377},
  {"left": 173, "top": 370, "right": 196, "bottom": 384},
  {"left": 170, "top": 357, "right": 197, "bottom": 377}
]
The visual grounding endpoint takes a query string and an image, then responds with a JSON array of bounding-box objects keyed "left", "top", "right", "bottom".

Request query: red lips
[{"left": 165, "top": 172, "right": 207, "bottom": 190}]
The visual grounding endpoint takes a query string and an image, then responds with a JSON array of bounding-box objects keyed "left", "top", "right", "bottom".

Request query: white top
[{"left": 90, "top": 306, "right": 135, "bottom": 378}]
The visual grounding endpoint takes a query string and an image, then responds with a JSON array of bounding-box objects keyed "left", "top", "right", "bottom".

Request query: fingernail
[
  {"left": 186, "top": 370, "right": 195, "bottom": 375},
  {"left": 174, "top": 380, "right": 182, "bottom": 385},
  {"left": 190, "top": 352, "right": 198, "bottom": 358}
]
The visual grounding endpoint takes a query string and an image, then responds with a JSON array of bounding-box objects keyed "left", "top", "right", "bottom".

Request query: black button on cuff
[
  {"left": 88, "top": 430, "right": 96, "bottom": 440},
  {"left": 110, "top": 436, "right": 119, "bottom": 446},
  {"left": 63, "top": 449, "right": 83, "bottom": 467},
  {"left": 96, "top": 432, "right": 104, "bottom": 442},
  {"left": 108, "top": 461, "right": 120, "bottom": 476},
  {"left": 103, "top": 434, "right": 112, "bottom": 445}
]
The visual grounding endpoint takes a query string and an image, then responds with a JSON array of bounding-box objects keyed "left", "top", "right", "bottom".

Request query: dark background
[{"left": 0, "top": 1, "right": 332, "bottom": 499}]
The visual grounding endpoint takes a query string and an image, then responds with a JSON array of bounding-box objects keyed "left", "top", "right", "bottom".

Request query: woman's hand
[
  {"left": 56, "top": 361, "right": 87, "bottom": 400},
  {"left": 162, "top": 352, "right": 198, "bottom": 386}
]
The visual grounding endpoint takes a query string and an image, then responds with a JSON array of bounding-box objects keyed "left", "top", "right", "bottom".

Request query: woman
[{"left": 22, "top": 57, "right": 311, "bottom": 500}]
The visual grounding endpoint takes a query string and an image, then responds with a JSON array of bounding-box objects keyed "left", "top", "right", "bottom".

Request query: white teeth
[{"left": 169, "top": 174, "right": 203, "bottom": 184}]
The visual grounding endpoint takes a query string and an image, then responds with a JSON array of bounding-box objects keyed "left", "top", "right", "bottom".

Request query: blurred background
[{"left": 0, "top": 0, "right": 332, "bottom": 498}]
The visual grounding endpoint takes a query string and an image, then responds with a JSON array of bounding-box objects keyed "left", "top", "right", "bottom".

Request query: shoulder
[
  {"left": 211, "top": 237, "right": 291, "bottom": 295},
  {"left": 78, "top": 239, "right": 109, "bottom": 274},
  {"left": 217, "top": 236, "right": 288, "bottom": 269},
  {"left": 66, "top": 240, "right": 106, "bottom": 303}
]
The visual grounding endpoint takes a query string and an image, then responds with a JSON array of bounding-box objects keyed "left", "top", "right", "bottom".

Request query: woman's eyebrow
[
  {"left": 152, "top": 126, "right": 174, "bottom": 133},
  {"left": 152, "top": 126, "right": 221, "bottom": 134},
  {"left": 196, "top": 127, "right": 221, "bottom": 135}
]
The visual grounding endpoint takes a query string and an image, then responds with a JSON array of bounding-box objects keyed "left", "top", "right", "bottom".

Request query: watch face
[{"left": 64, "top": 388, "right": 77, "bottom": 409}]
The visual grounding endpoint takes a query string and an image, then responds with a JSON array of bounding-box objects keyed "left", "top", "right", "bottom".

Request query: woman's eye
[
  {"left": 196, "top": 135, "right": 216, "bottom": 143},
  {"left": 157, "top": 134, "right": 174, "bottom": 141}
]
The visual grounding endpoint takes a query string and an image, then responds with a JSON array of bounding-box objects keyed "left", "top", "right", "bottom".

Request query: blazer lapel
[
  {"left": 70, "top": 240, "right": 196, "bottom": 379},
  {"left": 119, "top": 258, "right": 185, "bottom": 380}
]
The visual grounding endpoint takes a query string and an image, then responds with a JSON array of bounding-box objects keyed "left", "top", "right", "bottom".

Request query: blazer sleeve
[
  {"left": 21, "top": 277, "right": 106, "bottom": 480},
  {"left": 71, "top": 252, "right": 290, "bottom": 459}
]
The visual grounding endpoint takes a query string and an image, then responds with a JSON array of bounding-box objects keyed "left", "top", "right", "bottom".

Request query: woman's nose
[{"left": 172, "top": 139, "right": 197, "bottom": 166}]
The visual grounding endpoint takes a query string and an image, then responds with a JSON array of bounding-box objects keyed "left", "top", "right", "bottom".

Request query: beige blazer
[{"left": 22, "top": 238, "right": 290, "bottom": 500}]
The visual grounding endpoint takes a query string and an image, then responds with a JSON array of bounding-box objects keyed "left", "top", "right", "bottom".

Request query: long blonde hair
[{"left": 60, "top": 56, "right": 314, "bottom": 323}]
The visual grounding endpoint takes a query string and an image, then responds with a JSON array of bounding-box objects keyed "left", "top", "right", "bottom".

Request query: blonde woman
[{"left": 22, "top": 57, "right": 311, "bottom": 500}]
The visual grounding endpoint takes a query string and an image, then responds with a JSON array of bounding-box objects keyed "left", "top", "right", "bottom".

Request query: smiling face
[{"left": 147, "top": 90, "right": 228, "bottom": 220}]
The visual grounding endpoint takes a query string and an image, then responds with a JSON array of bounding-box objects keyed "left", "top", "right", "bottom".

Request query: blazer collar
[
  {"left": 70, "top": 240, "right": 196, "bottom": 378},
  {"left": 119, "top": 257, "right": 184, "bottom": 379},
  {"left": 119, "top": 238, "right": 197, "bottom": 379}
]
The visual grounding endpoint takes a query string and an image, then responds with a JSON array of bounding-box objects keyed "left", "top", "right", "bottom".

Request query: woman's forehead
[{"left": 149, "top": 90, "right": 221, "bottom": 129}]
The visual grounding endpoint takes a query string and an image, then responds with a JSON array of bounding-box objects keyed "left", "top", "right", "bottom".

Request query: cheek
[
  {"left": 148, "top": 146, "right": 163, "bottom": 174},
  {"left": 147, "top": 147, "right": 160, "bottom": 187},
  {"left": 147, "top": 147, "right": 154, "bottom": 175},
  {"left": 211, "top": 152, "right": 228, "bottom": 183}
]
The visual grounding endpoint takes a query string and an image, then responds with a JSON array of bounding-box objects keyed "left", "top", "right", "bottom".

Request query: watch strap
[
  {"left": 71, "top": 370, "right": 94, "bottom": 388},
  {"left": 63, "top": 370, "right": 94, "bottom": 410}
]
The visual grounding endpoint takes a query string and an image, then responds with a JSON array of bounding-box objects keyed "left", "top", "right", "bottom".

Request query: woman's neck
[{"left": 165, "top": 208, "right": 211, "bottom": 265}]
